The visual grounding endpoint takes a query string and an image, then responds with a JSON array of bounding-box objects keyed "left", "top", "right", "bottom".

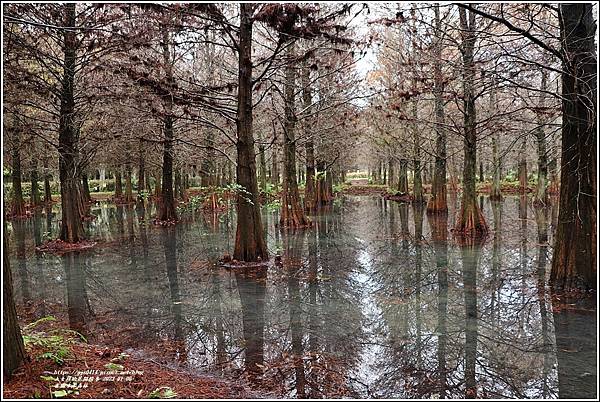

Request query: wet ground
[{"left": 7, "top": 194, "right": 597, "bottom": 399}]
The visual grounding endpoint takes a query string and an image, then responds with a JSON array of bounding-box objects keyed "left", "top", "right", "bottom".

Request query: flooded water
[{"left": 7, "top": 195, "right": 597, "bottom": 399}]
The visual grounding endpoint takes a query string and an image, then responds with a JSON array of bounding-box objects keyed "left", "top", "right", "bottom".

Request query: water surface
[{"left": 7, "top": 195, "right": 597, "bottom": 399}]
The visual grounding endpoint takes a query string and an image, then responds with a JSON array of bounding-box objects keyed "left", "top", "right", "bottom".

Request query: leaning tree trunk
[
  {"left": 233, "top": 3, "right": 268, "bottom": 262},
  {"left": 280, "top": 42, "right": 309, "bottom": 228},
  {"left": 58, "top": 3, "right": 84, "bottom": 242},
  {"left": 550, "top": 3, "right": 596, "bottom": 290},
  {"left": 3, "top": 231, "right": 26, "bottom": 380},
  {"left": 455, "top": 6, "right": 487, "bottom": 236},
  {"left": 427, "top": 5, "right": 448, "bottom": 214}
]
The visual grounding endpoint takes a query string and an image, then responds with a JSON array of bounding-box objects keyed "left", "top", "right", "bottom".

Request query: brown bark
[
  {"left": 258, "top": 131, "right": 267, "bottom": 194},
  {"left": 550, "top": 4, "right": 596, "bottom": 290},
  {"left": 158, "top": 27, "right": 177, "bottom": 222},
  {"left": 30, "top": 162, "right": 41, "bottom": 207},
  {"left": 534, "top": 68, "right": 549, "bottom": 205},
  {"left": 426, "top": 8, "right": 448, "bottom": 214},
  {"left": 280, "top": 42, "right": 309, "bottom": 228},
  {"left": 518, "top": 136, "right": 528, "bottom": 193},
  {"left": 10, "top": 125, "right": 26, "bottom": 217},
  {"left": 233, "top": 3, "right": 268, "bottom": 262},
  {"left": 43, "top": 157, "right": 52, "bottom": 203},
  {"left": 58, "top": 3, "right": 84, "bottom": 243},
  {"left": 397, "top": 159, "right": 409, "bottom": 194},
  {"left": 81, "top": 173, "right": 91, "bottom": 203},
  {"left": 137, "top": 141, "right": 146, "bottom": 194},
  {"left": 455, "top": 6, "right": 488, "bottom": 237},
  {"left": 114, "top": 170, "right": 123, "bottom": 198},
  {"left": 412, "top": 100, "right": 424, "bottom": 203},
  {"left": 3, "top": 230, "right": 26, "bottom": 380}
]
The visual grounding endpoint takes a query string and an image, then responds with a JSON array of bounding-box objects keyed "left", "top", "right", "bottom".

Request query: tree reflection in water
[{"left": 7, "top": 195, "right": 596, "bottom": 399}]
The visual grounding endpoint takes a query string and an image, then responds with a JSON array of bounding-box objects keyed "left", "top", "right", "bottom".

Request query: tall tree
[
  {"left": 3, "top": 229, "right": 26, "bottom": 379},
  {"left": 426, "top": 4, "right": 448, "bottom": 214},
  {"left": 280, "top": 42, "right": 310, "bottom": 228},
  {"left": 455, "top": 5, "right": 488, "bottom": 236},
  {"left": 57, "top": 3, "right": 85, "bottom": 242},
  {"left": 233, "top": 3, "right": 268, "bottom": 261},
  {"left": 550, "top": 4, "right": 596, "bottom": 290}
]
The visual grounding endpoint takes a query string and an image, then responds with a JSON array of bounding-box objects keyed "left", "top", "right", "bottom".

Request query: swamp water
[{"left": 7, "top": 195, "right": 597, "bottom": 399}]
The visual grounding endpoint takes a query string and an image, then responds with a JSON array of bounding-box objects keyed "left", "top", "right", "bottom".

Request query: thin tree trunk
[
  {"left": 550, "top": 4, "right": 596, "bottom": 290},
  {"left": 137, "top": 140, "right": 145, "bottom": 194},
  {"left": 534, "top": 67, "right": 549, "bottom": 205},
  {"left": 258, "top": 131, "right": 267, "bottom": 194},
  {"left": 412, "top": 100, "right": 424, "bottom": 203},
  {"left": 11, "top": 124, "right": 25, "bottom": 216},
  {"left": 233, "top": 3, "right": 268, "bottom": 262},
  {"left": 30, "top": 161, "right": 41, "bottom": 207},
  {"left": 43, "top": 156, "right": 52, "bottom": 203},
  {"left": 518, "top": 136, "right": 528, "bottom": 193}
]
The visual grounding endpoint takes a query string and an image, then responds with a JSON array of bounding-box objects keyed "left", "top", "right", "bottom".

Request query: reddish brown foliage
[{"left": 2, "top": 342, "right": 250, "bottom": 399}]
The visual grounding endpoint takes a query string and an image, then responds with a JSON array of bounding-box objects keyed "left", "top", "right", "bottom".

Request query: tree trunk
[
  {"left": 233, "top": 4, "right": 268, "bottom": 262},
  {"left": 124, "top": 153, "right": 134, "bottom": 203},
  {"left": 43, "top": 157, "right": 52, "bottom": 203},
  {"left": 30, "top": 162, "right": 41, "bottom": 207},
  {"left": 3, "top": 230, "right": 26, "bottom": 380},
  {"left": 490, "top": 136, "right": 502, "bottom": 200},
  {"left": 280, "top": 42, "right": 309, "bottom": 228},
  {"left": 489, "top": 75, "right": 502, "bottom": 201},
  {"left": 10, "top": 125, "right": 25, "bottom": 217},
  {"left": 455, "top": 7, "right": 488, "bottom": 236},
  {"left": 412, "top": 101, "right": 424, "bottom": 203},
  {"left": 398, "top": 159, "right": 409, "bottom": 194},
  {"left": 137, "top": 141, "right": 145, "bottom": 194},
  {"left": 427, "top": 7, "right": 448, "bottom": 214},
  {"left": 157, "top": 27, "right": 177, "bottom": 222},
  {"left": 114, "top": 170, "right": 123, "bottom": 199},
  {"left": 550, "top": 4, "right": 596, "bottom": 290},
  {"left": 81, "top": 172, "right": 91, "bottom": 203},
  {"left": 534, "top": 68, "right": 549, "bottom": 205},
  {"left": 518, "top": 136, "right": 528, "bottom": 193},
  {"left": 58, "top": 3, "right": 84, "bottom": 242},
  {"left": 387, "top": 158, "right": 395, "bottom": 188},
  {"left": 258, "top": 131, "right": 267, "bottom": 194}
]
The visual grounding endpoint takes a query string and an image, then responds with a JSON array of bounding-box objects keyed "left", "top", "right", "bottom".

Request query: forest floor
[{"left": 3, "top": 307, "right": 255, "bottom": 399}]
